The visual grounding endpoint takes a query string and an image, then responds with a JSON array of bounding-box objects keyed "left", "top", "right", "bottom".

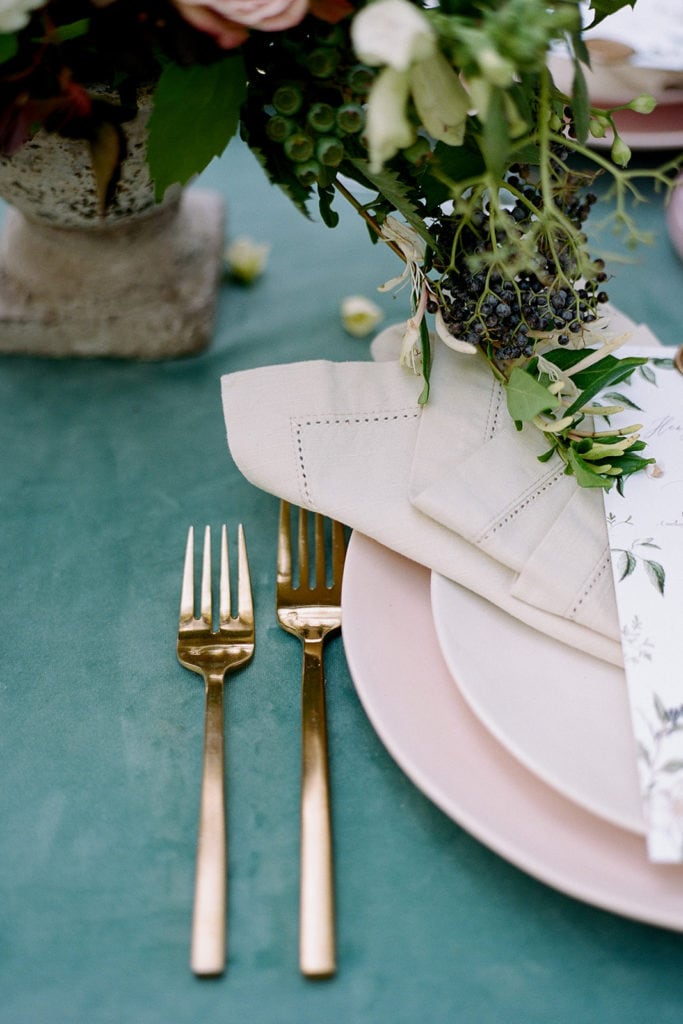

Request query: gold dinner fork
[
  {"left": 276, "top": 500, "right": 347, "bottom": 978},
  {"left": 177, "top": 524, "right": 255, "bottom": 977}
]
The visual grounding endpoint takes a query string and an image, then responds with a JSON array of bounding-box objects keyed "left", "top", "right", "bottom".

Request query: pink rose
[
  {"left": 173, "top": 0, "right": 308, "bottom": 47},
  {"left": 172, "top": 0, "right": 353, "bottom": 48}
]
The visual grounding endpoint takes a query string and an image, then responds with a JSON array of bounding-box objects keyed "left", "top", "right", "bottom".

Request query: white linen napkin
[{"left": 222, "top": 311, "right": 661, "bottom": 667}]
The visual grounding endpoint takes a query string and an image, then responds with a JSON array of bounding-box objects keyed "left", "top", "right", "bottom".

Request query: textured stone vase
[{"left": 0, "top": 95, "right": 225, "bottom": 359}]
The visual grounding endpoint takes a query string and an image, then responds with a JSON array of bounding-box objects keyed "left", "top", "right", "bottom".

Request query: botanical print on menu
[{"left": 603, "top": 350, "right": 683, "bottom": 861}]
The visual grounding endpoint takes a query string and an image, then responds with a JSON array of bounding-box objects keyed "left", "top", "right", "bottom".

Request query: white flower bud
[
  {"left": 351, "top": 0, "right": 435, "bottom": 72},
  {"left": 225, "top": 237, "right": 270, "bottom": 284},
  {"left": 340, "top": 295, "right": 384, "bottom": 337},
  {"left": 628, "top": 93, "right": 657, "bottom": 115},
  {"left": 589, "top": 116, "right": 608, "bottom": 139},
  {"left": 611, "top": 134, "right": 631, "bottom": 168}
]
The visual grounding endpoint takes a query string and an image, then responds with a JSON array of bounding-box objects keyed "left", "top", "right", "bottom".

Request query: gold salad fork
[
  {"left": 177, "top": 524, "right": 254, "bottom": 977},
  {"left": 276, "top": 501, "right": 347, "bottom": 978}
]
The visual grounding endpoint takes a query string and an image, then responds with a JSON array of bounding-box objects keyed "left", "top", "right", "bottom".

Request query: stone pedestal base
[{"left": 0, "top": 188, "right": 225, "bottom": 359}]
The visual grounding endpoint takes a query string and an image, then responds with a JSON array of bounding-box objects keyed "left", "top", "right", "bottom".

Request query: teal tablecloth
[{"left": 1, "top": 140, "right": 683, "bottom": 1024}]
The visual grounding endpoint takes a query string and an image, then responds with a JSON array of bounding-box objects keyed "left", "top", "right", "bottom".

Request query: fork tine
[
  {"left": 180, "top": 525, "right": 195, "bottom": 624},
  {"left": 237, "top": 524, "right": 254, "bottom": 624},
  {"left": 277, "top": 500, "right": 293, "bottom": 585},
  {"left": 200, "top": 525, "right": 212, "bottom": 628},
  {"left": 331, "top": 519, "right": 346, "bottom": 588},
  {"left": 298, "top": 506, "right": 309, "bottom": 590},
  {"left": 314, "top": 513, "right": 325, "bottom": 589},
  {"left": 219, "top": 524, "right": 230, "bottom": 623}
]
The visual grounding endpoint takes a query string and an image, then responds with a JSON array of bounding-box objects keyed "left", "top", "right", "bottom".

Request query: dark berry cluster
[{"left": 429, "top": 163, "right": 609, "bottom": 363}]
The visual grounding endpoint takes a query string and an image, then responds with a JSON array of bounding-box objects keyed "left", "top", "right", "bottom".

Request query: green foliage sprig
[{"left": 505, "top": 346, "right": 655, "bottom": 491}]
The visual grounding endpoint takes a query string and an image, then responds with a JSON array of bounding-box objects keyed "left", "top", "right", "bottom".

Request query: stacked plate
[
  {"left": 549, "top": 0, "right": 683, "bottom": 150},
  {"left": 341, "top": 533, "right": 683, "bottom": 932}
]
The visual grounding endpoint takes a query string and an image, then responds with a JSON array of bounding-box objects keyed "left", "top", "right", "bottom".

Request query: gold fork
[
  {"left": 177, "top": 524, "right": 255, "bottom": 977},
  {"left": 276, "top": 500, "right": 347, "bottom": 978}
]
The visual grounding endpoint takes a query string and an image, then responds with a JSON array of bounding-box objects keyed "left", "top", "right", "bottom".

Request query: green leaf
[
  {"left": 432, "top": 139, "right": 486, "bottom": 183},
  {"left": 317, "top": 184, "right": 339, "bottom": 228},
  {"left": 602, "top": 390, "right": 642, "bottom": 410},
  {"left": 563, "top": 355, "right": 647, "bottom": 417},
  {"left": 347, "top": 158, "right": 434, "bottom": 248},
  {"left": 418, "top": 316, "right": 432, "bottom": 406},
  {"left": 543, "top": 348, "right": 593, "bottom": 371},
  {"left": 611, "top": 452, "right": 654, "bottom": 476},
  {"left": 571, "top": 60, "right": 590, "bottom": 144},
  {"left": 572, "top": 356, "right": 647, "bottom": 392},
  {"left": 0, "top": 33, "right": 17, "bottom": 65},
  {"left": 52, "top": 18, "right": 90, "bottom": 42},
  {"left": 566, "top": 448, "right": 613, "bottom": 489},
  {"left": 654, "top": 693, "right": 668, "bottom": 723},
  {"left": 644, "top": 559, "right": 665, "bottom": 595},
  {"left": 588, "top": 0, "right": 636, "bottom": 29},
  {"left": 637, "top": 741, "right": 652, "bottom": 766},
  {"left": 616, "top": 549, "right": 637, "bottom": 580},
  {"left": 148, "top": 56, "right": 247, "bottom": 200},
  {"left": 505, "top": 367, "right": 559, "bottom": 422},
  {"left": 639, "top": 363, "right": 657, "bottom": 384},
  {"left": 478, "top": 88, "right": 509, "bottom": 180},
  {"left": 244, "top": 131, "right": 312, "bottom": 218}
]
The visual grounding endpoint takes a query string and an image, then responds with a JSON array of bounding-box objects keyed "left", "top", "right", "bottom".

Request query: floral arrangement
[{"left": 0, "top": 0, "right": 679, "bottom": 489}]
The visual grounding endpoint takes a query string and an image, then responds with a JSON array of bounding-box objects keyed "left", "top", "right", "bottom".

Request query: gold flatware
[
  {"left": 276, "top": 500, "right": 347, "bottom": 978},
  {"left": 177, "top": 524, "right": 255, "bottom": 977}
]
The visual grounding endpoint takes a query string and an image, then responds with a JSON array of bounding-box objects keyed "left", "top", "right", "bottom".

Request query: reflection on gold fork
[
  {"left": 177, "top": 524, "right": 254, "bottom": 977},
  {"left": 276, "top": 501, "right": 347, "bottom": 978}
]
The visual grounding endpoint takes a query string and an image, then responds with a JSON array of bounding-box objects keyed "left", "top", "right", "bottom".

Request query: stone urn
[{"left": 0, "top": 92, "right": 225, "bottom": 359}]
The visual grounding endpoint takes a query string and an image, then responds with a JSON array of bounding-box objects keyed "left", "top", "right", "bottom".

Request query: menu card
[{"left": 603, "top": 347, "right": 683, "bottom": 862}]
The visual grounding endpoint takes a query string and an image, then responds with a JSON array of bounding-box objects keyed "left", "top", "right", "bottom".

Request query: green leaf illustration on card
[
  {"left": 612, "top": 541, "right": 666, "bottom": 594},
  {"left": 644, "top": 559, "right": 666, "bottom": 595},
  {"left": 617, "top": 549, "right": 637, "bottom": 581}
]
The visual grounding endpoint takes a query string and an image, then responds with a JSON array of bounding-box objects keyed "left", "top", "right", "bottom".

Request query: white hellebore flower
[
  {"left": 364, "top": 66, "right": 415, "bottom": 172},
  {"left": 351, "top": 0, "right": 434, "bottom": 71},
  {"left": 0, "top": 0, "right": 43, "bottom": 32},
  {"left": 409, "top": 53, "right": 470, "bottom": 149},
  {"left": 340, "top": 295, "right": 384, "bottom": 337},
  {"left": 225, "top": 236, "right": 270, "bottom": 284},
  {"left": 352, "top": 0, "right": 469, "bottom": 171}
]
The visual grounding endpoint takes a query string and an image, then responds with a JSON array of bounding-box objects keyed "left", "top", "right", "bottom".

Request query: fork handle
[
  {"left": 300, "top": 637, "right": 336, "bottom": 978},
  {"left": 191, "top": 672, "right": 226, "bottom": 976}
]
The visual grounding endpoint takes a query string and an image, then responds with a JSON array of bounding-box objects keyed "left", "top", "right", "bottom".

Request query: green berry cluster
[{"left": 244, "top": 22, "right": 372, "bottom": 190}]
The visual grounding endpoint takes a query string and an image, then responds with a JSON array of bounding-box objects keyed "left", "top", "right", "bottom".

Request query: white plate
[
  {"left": 430, "top": 572, "right": 644, "bottom": 835},
  {"left": 341, "top": 533, "right": 683, "bottom": 932}
]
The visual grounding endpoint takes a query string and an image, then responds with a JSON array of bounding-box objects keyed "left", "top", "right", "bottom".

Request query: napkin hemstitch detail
[
  {"left": 476, "top": 464, "right": 566, "bottom": 545},
  {"left": 483, "top": 379, "right": 506, "bottom": 441},
  {"left": 567, "top": 549, "right": 613, "bottom": 621},
  {"left": 291, "top": 406, "right": 420, "bottom": 505}
]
